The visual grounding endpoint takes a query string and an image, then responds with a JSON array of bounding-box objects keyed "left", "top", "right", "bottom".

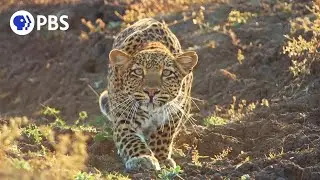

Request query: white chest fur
[{"left": 138, "top": 104, "right": 172, "bottom": 138}]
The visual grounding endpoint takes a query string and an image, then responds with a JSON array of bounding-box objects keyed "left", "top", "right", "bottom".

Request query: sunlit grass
[
  {"left": 0, "top": 0, "right": 80, "bottom": 12},
  {"left": 120, "top": 0, "right": 215, "bottom": 24},
  {"left": 0, "top": 104, "right": 124, "bottom": 179}
]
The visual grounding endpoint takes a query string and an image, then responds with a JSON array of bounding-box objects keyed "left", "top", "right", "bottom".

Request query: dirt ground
[{"left": 0, "top": 0, "right": 320, "bottom": 179}]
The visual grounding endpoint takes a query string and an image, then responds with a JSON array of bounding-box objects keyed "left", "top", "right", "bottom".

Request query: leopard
[{"left": 99, "top": 18, "right": 198, "bottom": 171}]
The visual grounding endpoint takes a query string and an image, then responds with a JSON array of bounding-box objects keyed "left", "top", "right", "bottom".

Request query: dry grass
[
  {"left": 0, "top": 0, "right": 80, "bottom": 12},
  {"left": 204, "top": 96, "right": 269, "bottom": 126},
  {"left": 283, "top": 4, "right": 320, "bottom": 77},
  {"left": 119, "top": 0, "right": 215, "bottom": 23},
  {"left": 0, "top": 116, "right": 89, "bottom": 180}
]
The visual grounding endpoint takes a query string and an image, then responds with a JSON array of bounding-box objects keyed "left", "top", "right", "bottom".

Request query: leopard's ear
[
  {"left": 175, "top": 51, "right": 198, "bottom": 75},
  {"left": 109, "top": 49, "right": 131, "bottom": 66}
]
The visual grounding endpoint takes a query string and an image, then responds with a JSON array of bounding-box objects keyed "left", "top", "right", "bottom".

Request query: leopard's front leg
[
  {"left": 113, "top": 119, "right": 160, "bottom": 171},
  {"left": 148, "top": 122, "right": 180, "bottom": 168}
]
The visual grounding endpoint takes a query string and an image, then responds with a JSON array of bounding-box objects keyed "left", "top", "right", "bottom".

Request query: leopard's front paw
[{"left": 125, "top": 155, "right": 161, "bottom": 171}]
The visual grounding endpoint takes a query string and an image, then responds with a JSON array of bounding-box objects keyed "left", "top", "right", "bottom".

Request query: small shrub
[
  {"left": 283, "top": 4, "right": 320, "bottom": 77},
  {"left": 191, "top": 149, "right": 202, "bottom": 166},
  {"left": 74, "top": 172, "right": 95, "bottom": 180},
  {"left": 0, "top": 116, "right": 91, "bottom": 179},
  {"left": 105, "top": 172, "right": 130, "bottom": 180},
  {"left": 241, "top": 174, "right": 251, "bottom": 180},
  {"left": 23, "top": 124, "right": 44, "bottom": 144},
  {"left": 74, "top": 111, "right": 88, "bottom": 125},
  {"left": 207, "top": 97, "right": 270, "bottom": 125},
  {"left": 11, "top": 158, "right": 32, "bottom": 171},
  {"left": 193, "top": 6, "right": 208, "bottom": 30},
  {"left": 283, "top": 35, "right": 319, "bottom": 77},
  {"left": 94, "top": 130, "right": 112, "bottom": 142},
  {"left": 235, "top": 152, "right": 251, "bottom": 169},
  {"left": 158, "top": 165, "right": 183, "bottom": 180},
  {"left": 189, "top": 146, "right": 209, "bottom": 167},
  {"left": 41, "top": 106, "right": 97, "bottom": 133},
  {"left": 237, "top": 49, "right": 245, "bottom": 64},
  {"left": 212, "top": 147, "right": 232, "bottom": 161},
  {"left": 227, "top": 10, "right": 257, "bottom": 27},
  {"left": 203, "top": 116, "right": 228, "bottom": 126},
  {"left": 265, "top": 147, "right": 284, "bottom": 160},
  {"left": 79, "top": 18, "right": 118, "bottom": 40},
  {"left": 42, "top": 105, "right": 66, "bottom": 127}
]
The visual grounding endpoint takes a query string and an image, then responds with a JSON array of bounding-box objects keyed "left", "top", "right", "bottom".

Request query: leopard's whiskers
[
  {"left": 126, "top": 101, "right": 136, "bottom": 121},
  {"left": 129, "top": 101, "right": 139, "bottom": 123},
  {"left": 180, "top": 92, "right": 204, "bottom": 111},
  {"left": 166, "top": 101, "right": 182, "bottom": 132},
  {"left": 118, "top": 98, "right": 135, "bottom": 118},
  {"left": 167, "top": 99, "right": 200, "bottom": 136},
  {"left": 101, "top": 93, "right": 130, "bottom": 120},
  {"left": 108, "top": 97, "right": 133, "bottom": 115}
]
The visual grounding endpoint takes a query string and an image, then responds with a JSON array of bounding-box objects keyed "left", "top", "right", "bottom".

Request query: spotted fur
[{"left": 99, "top": 18, "right": 198, "bottom": 171}]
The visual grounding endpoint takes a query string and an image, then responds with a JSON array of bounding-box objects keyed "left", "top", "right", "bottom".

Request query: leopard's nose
[{"left": 143, "top": 87, "right": 160, "bottom": 101}]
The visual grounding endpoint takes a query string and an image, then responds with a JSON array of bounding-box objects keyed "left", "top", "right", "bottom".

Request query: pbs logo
[
  {"left": 10, "top": 10, "right": 69, "bottom": 36},
  {"left": 10, "top": 10, "right": 35, "bottom": 35}
]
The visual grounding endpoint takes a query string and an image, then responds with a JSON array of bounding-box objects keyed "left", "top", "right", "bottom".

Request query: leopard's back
[{"left": 112, "top": 18, "right": 182, "bottom": 55}]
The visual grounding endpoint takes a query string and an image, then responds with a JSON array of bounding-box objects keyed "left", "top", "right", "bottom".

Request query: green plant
[
  {"left": 0, "top": 121, "right": 91, "bottom": 179},
  {"left": 283, "top": 35, "right": 319, "bottom": 77},
  {"left": 203, "top": 116, "right": 228, "bottom": 126},
  {"left": 105, "top": 172, "right": 130, "bottom": 180},
  {"left": 42, "top": 105, "right": 66, "bottom": 127},
  {"left": 283, "top": 4, "right": 320, "bottom": 77},
  {"left": 89, "top": 115, "right": 113, "bottom": 142},
  {"left": 227, "top": 10, "right": 257, "bottom": 27},
  {"left": 94, "top": 130, "right": 113, "bottom": 142},
  {"left": 208, "top": 97, "right": 270, "bottom": 125},
  {"left": 158, "top": 165, "right": 183, "bottom": 180},
  {"left": 74, "top": 172, "right": 95, "bottom": 180},
  {"left": 237, "top": 49, "right": 245, "bottom": 64},
  {"left": 74, "top": 111, "right": 88, "bottom": 125},
  {"left": 81, "top": 18, "right": 105, "bottom": 33},
  {"left": 191, "top": 149, "right": 202, "bottom": 166},
  {"left": 189, "top": 147, "right": 209, "bottom": 167},
  {"left": 41, "top": 106, "right": 97, "bottom": 133},
  {"left": 23, "top": 124, "right": 44, "bottom": 144},
  {"left": 212, "top": 147, "right": 232, "bottom": 161},
  {"left": 193, "top": 6, "right": 209, "bottom": 30},
  {"left": 11, "top": 158, "right": 32, "bottom": 171},
  {"left": 79, "top": 18, "right": 110, "bottom": 40},
  {"left": 265, "top": 147, "right": 284, "bottom": 160},
  {"left": 235, "top": 152, "right": 251, "bottom": 169},
  {"left": 240, "top": 174, "right": 251, "bottom": 180},
  {"left": 228, "top": 96, "right": 269, "bottom": 120}
]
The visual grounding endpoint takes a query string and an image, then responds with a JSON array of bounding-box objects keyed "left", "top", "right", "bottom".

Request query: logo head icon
[{"left": 10, "top": 10, "right": 35, "bottom": 35}]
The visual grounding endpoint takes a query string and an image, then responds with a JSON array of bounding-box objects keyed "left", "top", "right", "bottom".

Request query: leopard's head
[{"left": 108, "top": 45, "right": 198, "bottom": 109}]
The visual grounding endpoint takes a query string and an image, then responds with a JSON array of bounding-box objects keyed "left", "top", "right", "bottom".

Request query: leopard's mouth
[
  {"left": 141, "top": 100, "right": 160, "bottom": 108},
  {"left": 133, "top": 92, "right": 170, "bottom": 109}
]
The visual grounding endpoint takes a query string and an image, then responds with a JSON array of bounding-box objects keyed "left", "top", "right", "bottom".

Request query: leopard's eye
[
  {"left": 162, "top": 69, "right": 172, "bottom": 76},
  {"left": 133, "top": 68, "right": 144, "bottom": 75}
]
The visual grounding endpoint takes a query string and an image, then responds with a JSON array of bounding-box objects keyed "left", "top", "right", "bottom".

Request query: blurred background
[{"left": 0, "top": 0, "right": 319, "bottom": 179}]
